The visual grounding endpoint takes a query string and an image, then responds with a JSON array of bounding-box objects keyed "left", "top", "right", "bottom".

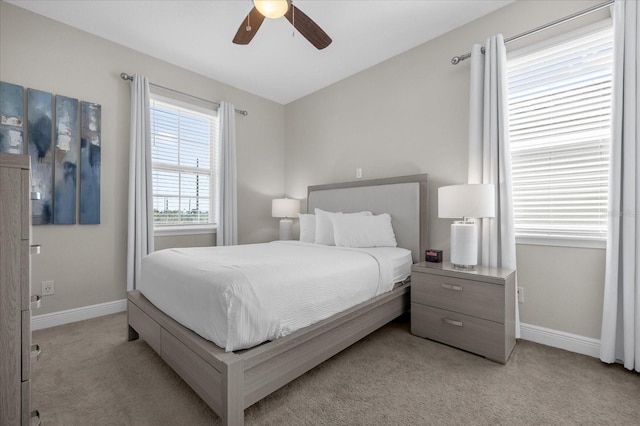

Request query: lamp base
[
  {"left": 279, "top": 218, "right": 294, "bottom": 240},
  {"left": 452, "top": 263, "right": 476, "bottom": 270},
  {"left": 450, "top": 220, "right": 478, "bottom": 268}
]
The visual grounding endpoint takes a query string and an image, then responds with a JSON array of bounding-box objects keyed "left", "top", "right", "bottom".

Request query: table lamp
[
  {"left": 272, "top": 198, "right": 300, "bottom": 240},
  {"left": 438, "top": 184, "right": 495, "bottom": 269}
]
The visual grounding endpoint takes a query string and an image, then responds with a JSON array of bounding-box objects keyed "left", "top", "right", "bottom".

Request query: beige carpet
[{"left": 32, "top": 312, "right": 639, "bottom": 425}]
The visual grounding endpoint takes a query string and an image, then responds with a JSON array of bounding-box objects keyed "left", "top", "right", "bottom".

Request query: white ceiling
[{"left": 8, "top": 0, "right": 515, "bottom": 104}]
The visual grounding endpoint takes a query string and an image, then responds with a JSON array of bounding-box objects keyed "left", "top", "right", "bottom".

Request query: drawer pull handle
[
  {"left": 31, "top": 410, "right": 41, "bottom": 425},
  {"left": 441, "top": 283, "right": 463, "bottom": 291},
  {"left": 31, "top": 344, "right": 41, "bottom": 361},
  {"left": 30, "top": 244, "right": 41, "bottom": 255},
  {"left": 31, "top": 295, "right": 41, "bottom": 310},
  {"left": 31, "top": 191, "right": 42, "bottom": 201},
  {"left": 442, "top": 318, "right": 463, "bottom": 327}
]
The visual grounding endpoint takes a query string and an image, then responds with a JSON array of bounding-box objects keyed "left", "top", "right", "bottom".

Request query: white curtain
[
  {"left": 126, "top": 74, "right": 154, "bottom": 291},
  {"left": 600, "top": 0, "right": 640, "bottom": 372},
  {"left": 216, "top": 101, "right": 238, "bottom": 246},
  {"left": 467, "top": 35, "right": 520, "bottom": 338}
]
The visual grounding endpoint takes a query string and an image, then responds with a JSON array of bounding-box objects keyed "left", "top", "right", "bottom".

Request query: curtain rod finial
[
  {"left": 451, "top": 56, "right": 461, "bottom": 65},
  {"left": 120, "top": 72, "right": 133, "bottom": 81}
]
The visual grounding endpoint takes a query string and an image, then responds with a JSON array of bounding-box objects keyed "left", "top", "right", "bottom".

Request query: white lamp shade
[
  {"left": 272, "top": 198, "right": 300, "bottom": 218},
  {"left": 438, "top": 184, "right": 496, "bottom": 219},
  {"left": 254, "top": 0, "right": 290, "bottom": 19}
]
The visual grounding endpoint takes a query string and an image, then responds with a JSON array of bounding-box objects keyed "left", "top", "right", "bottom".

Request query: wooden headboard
[{"left": 307, "top": 174, "right": 429, "bottom": 263}]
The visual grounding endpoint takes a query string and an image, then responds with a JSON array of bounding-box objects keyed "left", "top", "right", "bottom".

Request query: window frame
[
  {"left": 507, "top": 19, "right": 613, "bottom": 250},
  {"left": 149, "top": 91, "right": 218, "bottom": 236}
]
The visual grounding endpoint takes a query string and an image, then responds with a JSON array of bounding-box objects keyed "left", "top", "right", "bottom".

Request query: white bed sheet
[{"left": 137, "top": 241, "right": 411, "bottom": 352}]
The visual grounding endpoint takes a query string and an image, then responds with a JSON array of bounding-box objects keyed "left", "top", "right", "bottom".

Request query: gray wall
[
  {"left": 154, "top": 233, "right": 216, "bottom": 251},
  {"left": 0, "top": 1, "right": 284, "bottom": 315},
  {"left": 0, "top": 0, "right": 609, "bottom": 339},
  {"left": 284, "top": 0, "right": 608, "bottom": 339}
]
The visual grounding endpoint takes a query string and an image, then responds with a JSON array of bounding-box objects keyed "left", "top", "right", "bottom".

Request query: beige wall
[
  {"left": 284, "top": 0, "right": 608, "bottom": 339},
  {"left": 0, "top": 1, "right": 285, "bottom": 315},
  {"left": 516, "top": 244, "right": 605, "bottom": 338},
  {"left": 1, "top": 1, "right": 610, "bottom": 338},
  {"left": 154, "top": 233, "right": 216, "bottom": 251}
]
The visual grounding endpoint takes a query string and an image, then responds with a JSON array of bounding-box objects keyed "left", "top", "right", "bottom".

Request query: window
[
  {"left": 507, "top": 24, "right": 613, "bottom": 247},
  {"left": 150, "top": 95, "right": 218, "bottom": 231}
]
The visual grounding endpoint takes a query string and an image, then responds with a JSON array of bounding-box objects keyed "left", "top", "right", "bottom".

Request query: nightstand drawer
[
  {"left": 411, "top": 303, "right": 506, "bottom": 363},
  {"left": 411, "top": 273, "right": 504, "bottom": 323}
]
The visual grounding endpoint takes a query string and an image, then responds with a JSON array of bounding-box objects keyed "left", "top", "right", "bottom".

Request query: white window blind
[
  {"left": 150, "top": 96, "right": 218, "bottom": 227},
  {"left": 507, "top": 25, "right": 613, "bottom": 242}
]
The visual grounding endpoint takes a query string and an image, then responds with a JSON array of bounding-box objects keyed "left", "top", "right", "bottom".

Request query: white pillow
[
  {"left": 298, "top": 213, "right": 315, "bottom": 243},
  {"left": 332, "top": 213, "right": 398, "bottom": 248},
  {"left": 314, "top": 208, "right": 371, "bottom": 245}
]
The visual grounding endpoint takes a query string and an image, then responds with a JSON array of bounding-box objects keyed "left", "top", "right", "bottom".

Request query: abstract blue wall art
[
  {"left": 53, "top": 95, "right": 79, "bottom": 224},
  {"left": 79, "top": 101, "right": 101, "bottom": 224},
  {"left": 0, "top": 81, "right": 24, "bottom": 154},
  {"left": 28, "top": 88, "right": 54, "bottom": 225}
]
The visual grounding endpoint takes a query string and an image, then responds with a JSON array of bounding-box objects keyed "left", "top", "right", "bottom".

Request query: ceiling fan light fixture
[
  {"left": 234, "top": 0, "right": 331, "bottom": 49},
  {"left": 253, "top": 0, "right": 290, "bottom": 19}
]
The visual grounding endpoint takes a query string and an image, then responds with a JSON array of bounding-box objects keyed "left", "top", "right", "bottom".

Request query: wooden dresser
[
  {"left": 0, "top": 153, "right": 41, "bottom": 425},
  {"left": 410, "top": 261, "right": 516, "bottom": 364}
]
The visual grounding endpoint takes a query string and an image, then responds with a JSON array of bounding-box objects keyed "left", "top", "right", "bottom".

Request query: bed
[{"left": 127, "top": 173, "right": 429, "bottom": 425}]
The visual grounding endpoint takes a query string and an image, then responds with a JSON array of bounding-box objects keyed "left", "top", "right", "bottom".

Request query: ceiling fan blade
[
  {"left": 284, "top": 5, "right": 332, "bottom": 50},
  {"left": 233, "top": 7, "right": 266, "bottom": 45}
]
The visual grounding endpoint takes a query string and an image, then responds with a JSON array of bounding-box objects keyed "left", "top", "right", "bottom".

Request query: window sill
[
  {"left": 516, "top": 236, "right": 606, "bottom": 250},
  {"left": 154, "top": 225, "right": 216, "bottom": 237}
]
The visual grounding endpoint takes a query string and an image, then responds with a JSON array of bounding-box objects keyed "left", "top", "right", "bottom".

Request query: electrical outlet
[
  {"left": 356, "top": 168, "right": 363, "bottom": 179},
  {"left": 42, "top": 280, "right": 54, "bottom": 296},
  {"left": 517, "top": 286, "right": 524, "bottom": 303}
]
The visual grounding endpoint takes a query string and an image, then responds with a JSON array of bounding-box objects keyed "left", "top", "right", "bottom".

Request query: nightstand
[{"left": 410, "top": 261, "right": 516, "bottom": 364}]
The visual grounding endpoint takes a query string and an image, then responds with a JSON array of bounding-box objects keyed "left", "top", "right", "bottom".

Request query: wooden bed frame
[{"left": 127, "top": 174, "right": 429, "bottom": 425}]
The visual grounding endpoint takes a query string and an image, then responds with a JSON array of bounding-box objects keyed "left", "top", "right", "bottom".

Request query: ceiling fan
[{"left": 233, "top": 0, "right": 332, "bottom": 50}]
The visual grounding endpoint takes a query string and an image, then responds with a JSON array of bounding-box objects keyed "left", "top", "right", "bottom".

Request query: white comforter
[{"left": 138, "top": 241, "right": 409, "bottom": 351}]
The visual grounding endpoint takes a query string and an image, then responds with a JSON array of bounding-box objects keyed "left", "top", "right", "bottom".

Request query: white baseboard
[
  {"left": 31, "top": 299, "right": 127, "bottom": 331},
  {"left": 520, "top": 322, "right": 600, "bottom": 358},
  {"left": 31, "top": 302, "right": 601, "bottom": 359}
]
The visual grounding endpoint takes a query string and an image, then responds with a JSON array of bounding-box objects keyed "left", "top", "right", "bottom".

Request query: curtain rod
[
  {"left": 450, "top": 0, "right": 614, "bottom": 65},
  {"left": 120, "top": 73, "right": 248, "bottom": 116}
]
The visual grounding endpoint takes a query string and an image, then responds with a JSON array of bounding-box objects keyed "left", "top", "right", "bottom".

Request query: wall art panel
[
  {"left": 28, "top": 88, "right": 54, "bottom": 225},
  {"left": 0, "top": 81, "right": 24, "bottom": 154},
  {"left": 79, "top": 101, "right": 101, "bottom": 224},
  {"left": 53, "top": 95, "right": 79, "bottom": 224}
]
